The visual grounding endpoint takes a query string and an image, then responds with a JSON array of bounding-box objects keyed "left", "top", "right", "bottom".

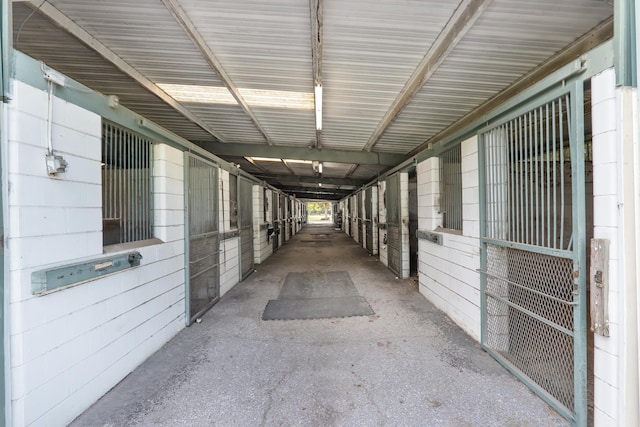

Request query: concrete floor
[{"left": 71, "top": 224, "right": 568, "bottom": 427}]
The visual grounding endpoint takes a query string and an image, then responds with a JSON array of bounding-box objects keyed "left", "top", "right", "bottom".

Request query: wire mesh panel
[
  {"left": 386, "top": 174, "right": 401, "bottom": 277},
  {"left": 186, "top": 155, "right": 219, "bottom": 323},
  {"left": 480, "top": 90, "right": 586, "bottom": 421},
  {"left": 357, "top": 192, "right": 363, "bottom": 244},
  {"left": 239, "top": 177, "right": 254, "bottom": 280},
  {"left": 102, "top": 121, "right": 153, "bottom": 246},
  {"left": 272, "top": 191, "right": 279, "bottom": 251}
]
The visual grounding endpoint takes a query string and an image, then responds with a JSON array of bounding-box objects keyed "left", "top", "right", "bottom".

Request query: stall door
[
  {"left": 365, "top": 187, "right": 373, "bottom": 254},
  {"left": 239, "top": 177, "right": 254, "bottom": 280},
  {"left": 480, "top": 83, "right": 588, "bottom": 424},
  {"left": 386, "top": 174, "right": 401, "bottom": 277},
  {"left": 185, "top": 154, "right": 219, "bottom": 324},
  {"left": 357, "top": 192, "right": 363, "bottom": 244},
  {"left": 272, "top": 191, "right": 279, "bottom": 252}
]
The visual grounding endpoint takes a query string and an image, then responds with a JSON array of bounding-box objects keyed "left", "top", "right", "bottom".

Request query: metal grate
[
  {"left": 386, "top": 174, "right": 401, "bottom": 276},
  {"left": 485, "top": 244, "right": 575, "bottom": 410},
  {"left": 229, "top": 173, "right": 238, "bottom": 229},
  {"left": 239, "top": 177, "right": 254, "bottom": 279},
  {"left": 186, "top": 155, "right": 219, "bottom": 322},
  {"left": 439, "top": 145, "right": 462, "bottom": 231},
  {"left": 483, "top": 95, "right": 572, "bottom": 249},
  {"left": 481, "top": 91, "right": 582, "bottom": 418},
  {"left": 102, "top": 121, "right": 153, "bottom": 246}
]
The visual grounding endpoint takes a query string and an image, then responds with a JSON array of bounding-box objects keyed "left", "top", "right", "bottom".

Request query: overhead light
[
  {"left": 318, "top": 162, "right": 323, "bottom": 174},
  {"left": 319, "top": 182, "right": 322, "bottom": 187},
  {"left": 248, "top": 157, "right": 312, "bottom": 164},
  {"left": 158, "top": 84, "right": 314, "bottom": 110},
  {"left": 314, "top": 84, "right": 322, "bottom": 131}
]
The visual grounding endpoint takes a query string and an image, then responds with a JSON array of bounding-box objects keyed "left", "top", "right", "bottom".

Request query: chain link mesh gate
[
  {"left": 239, "top": 177, "right": 254, "bottom": 280},
  {"left": 479, "top": 82, "right": 587, "bottom": 423},
  {"left": 185, "top": 154, "right": 220, "bottom": 325},
  {"left": 386, "top": 174, "right": 401, "bottom": 277}
]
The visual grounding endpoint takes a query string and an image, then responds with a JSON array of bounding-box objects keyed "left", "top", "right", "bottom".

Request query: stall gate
[
  {"left": 357, "top": 192, "right": 363, "bottom": 245},
  {"left": 385, "top": 174, "right": 401, "bottom": 277},
  {"left": 479, "top": 81, "right": 587, "bottom": 424},
  {"left": 365, "top": 187, "right": 373, "bottom": 254},
  {"left": 185, "top": 154, "right": 219, "bottom": 325},
  {"left": 280, "top": 194, "right": 287, "bottom": 242},
  {"left": 239, "top": 177, "right": 254, "bottom": 280},
  {"left": 272, "top": 191, "right": 279, "bottom": 252}
]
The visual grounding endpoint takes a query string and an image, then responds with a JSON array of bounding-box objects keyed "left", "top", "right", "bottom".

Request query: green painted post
[
  {"left": 570, "top": 81, "right": 588, "bottom": 427},
  {"left": 183, "top": 152, "right": 191, "bottom": 326},
  {"left": 0, "top": 0, "right": 8, "bottom": 423},
  {"left": 477, "top": 134, "right": 488, "bottom": 347},
  {"left": 615, "top": 0, "right": 637, "bottom": 87}
]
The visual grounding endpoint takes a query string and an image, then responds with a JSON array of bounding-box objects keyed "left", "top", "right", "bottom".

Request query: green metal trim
[
  {"left": 481, "top": 346, "right": 574, "bottom": 422},
  {"left": 615, "top": 0, "right": 637, "bottom": 87},
  {"left": 255, "top": 174, "right": 367, "bottom": 187},
  {"left": 478, "top": 133, "right": 488, "bottom": 347},
  {"left": 569, "top": 80, "right": 588, "bottom": 427},
  {"left": 31, "top": 252, "right": 142, "bottom": 294},
  {"left": 201, "top": 141, "right": 408, "bottom": 166},
  {"left": 480, "top": 237, "right": 574, "bottom": 260},
  {"left": 1, "top": 0, "right": 10, "bottom": 102},
  {"left": 183, "top": 152, "right": 191, "bottom": 326}
]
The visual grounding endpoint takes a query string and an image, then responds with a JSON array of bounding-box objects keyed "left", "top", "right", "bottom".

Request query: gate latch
[{"left": 590, "top": 239, "right": 609, "bottom": 337}]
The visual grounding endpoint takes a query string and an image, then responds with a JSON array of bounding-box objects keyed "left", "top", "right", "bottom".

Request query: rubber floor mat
[{"left": 262, "top": 271, "right": 374, "bottom": 320}]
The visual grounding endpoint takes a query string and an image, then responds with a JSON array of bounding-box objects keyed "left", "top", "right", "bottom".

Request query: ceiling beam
[
  {"left": 408, "top": 17, "right": 614, "bottom": 157},
  {"left": 309, "top": 0, "right": 323, "bottom": 147},
  {"left": 161, "top": 0, "right": 273, "bottom": 145},
  {"left": 362, "top": 0, "right": 492, "bottom": 152},
  {"left": 256, "top": 174, "right": 367, "bottom": 187},
  {"left": 201, "top": 142, "right": 407, "bottom": 166},
  {"left": 22, "top": 0, "right": 227, "bottom": 142}
]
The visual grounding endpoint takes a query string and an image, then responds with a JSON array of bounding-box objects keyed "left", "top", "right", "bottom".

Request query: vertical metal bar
[
  {"left": 490, "top": 132, "right": 496, "bottom": 237},
  {"left": 184, "top": 152, "right": 191, "bottom": 325},
  {"left": 526, "top": 111, "right": 532, "bottom": 245},
  {"left": 570, "top": 81, "right": 588, "bottom": 427},
  {"left": 517, "top": 115, "right": 523, "bottom": 243},
  {"left": 559, "top": 96, "right": 566, "bottom": 250},
  {"left": 552, "top": 100, "right": 558, "bottom": 249},
  {"left": 545, "top": 104, "right": 551, "bottom": 248},
  {"left": 509, "top": 121, "right": 516, "bottom": 241},
  {"left": 478, "top": 132, "right": 488, "bottom": 346},
  {"left": 534, "top": 108, "right": 540, "bottom": 246}
]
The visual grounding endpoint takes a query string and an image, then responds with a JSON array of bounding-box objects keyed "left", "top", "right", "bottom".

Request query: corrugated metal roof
[
  {"left": 375, "top": 0, "right": 612, "bottom": 153},
  {"left": 11, "top": 0, "right": 613, "bottom": 199}
]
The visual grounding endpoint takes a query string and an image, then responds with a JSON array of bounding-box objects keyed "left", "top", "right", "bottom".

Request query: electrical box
[{"left": 590, "top": 239, "right": 609, "bottom": 337}]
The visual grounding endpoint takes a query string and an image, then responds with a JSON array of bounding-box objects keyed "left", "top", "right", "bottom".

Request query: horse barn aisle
[{"left": 71, "top": 224, "right": 566, "bottom": 426}]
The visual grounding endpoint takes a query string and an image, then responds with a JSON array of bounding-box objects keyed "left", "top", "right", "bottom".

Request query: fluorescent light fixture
[
  {"left": 318, "top": 162, "right": 323, "bottom": 174},
  {"left": 314, "top": 84, "right": 322, "bottom": 131},
  {"left": 158, "top": 84, "right": 314, "bottom": 110},
  {"left": 248, "top": 157, "right": 312, "bottom": 164}
]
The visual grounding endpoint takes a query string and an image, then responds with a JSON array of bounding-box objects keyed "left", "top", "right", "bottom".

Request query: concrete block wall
[
  {"left": 218, "top": 170, "right": 239, "bottom": 296},
  {"left": 7, "top": 81, "right": 185, "bottom": 426},
  {"left": 590, "top": 67, "right": 627, "bottom": 426},
  {"left": 253, "top": 185, "right": 272, "bottom": 264},
  {"left": 417, "top": 136, "right": 481, "bottom": 340}
]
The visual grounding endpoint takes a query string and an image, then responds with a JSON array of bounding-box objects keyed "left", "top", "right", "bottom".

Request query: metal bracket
[
  {"left": 590, "top": 238, "right": 609, "bottom": 337},
  {"left": 416, "top": 230, "right": 443, "bottom": 245},
  {"left": 32, "top": 251, "right": 143, "bottom": 294}
]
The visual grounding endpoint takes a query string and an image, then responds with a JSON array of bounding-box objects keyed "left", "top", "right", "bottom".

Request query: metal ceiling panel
[
  {"left": 176, "top": 0, "right": 316, "bottom": 146},
  {"left": 35, "top": 0, "right": 268, "bottom": 144},
  {"left": 375, "top": 0, "right": 613, "bottom": 153},
  {"left": 320, "top": 0, "right": 461, "bottom": 152},
  {"left": 13, "top": 3, "right": 216, "bottom": 142}
]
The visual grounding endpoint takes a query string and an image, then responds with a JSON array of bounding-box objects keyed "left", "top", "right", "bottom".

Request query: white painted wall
[
  {"left": 218, "top": 170, "right": 239, "bottom": 296},
  {"left": 7, "top": 81, "right": 186, "bottom": 426},
  {"left": 417, "top": 136, "right": 481, "bottom": 340},
  {"left": 253, "top": 185, "right": 272, "bottom": 264},
  {"left": 590, "top": 68, "right": 640, "bottom": 427}
]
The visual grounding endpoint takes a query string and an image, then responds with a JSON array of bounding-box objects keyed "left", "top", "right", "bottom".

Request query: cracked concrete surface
[{"left": 71, "top": 224, "right": 568, "bottom": 427}]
